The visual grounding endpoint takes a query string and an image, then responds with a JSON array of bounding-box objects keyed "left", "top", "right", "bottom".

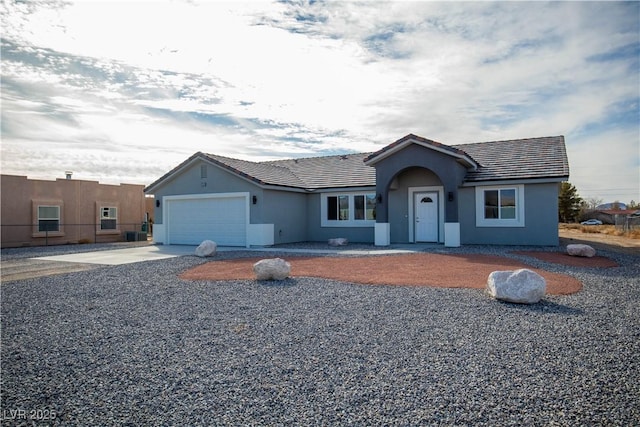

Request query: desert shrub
[
  {"left": 560, "top": 223, "right": 582, "bottom": 231},
  {"left": 580, "top": 226, "right": 601, "bottom": 234}
]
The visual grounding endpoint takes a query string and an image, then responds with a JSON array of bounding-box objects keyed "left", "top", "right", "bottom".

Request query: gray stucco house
[{"left": 144, "top": 134, "right": 569, "bottom": 247}]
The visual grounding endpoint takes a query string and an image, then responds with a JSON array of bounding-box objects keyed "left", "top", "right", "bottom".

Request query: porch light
[
  {"left": 376, "top": 193, "right": 383, "bottom": 203},
  {"left": 448, "top": 192, "right": 454, "bottom": 202},
  {"left": 252, "top": 195, "right": 257, "bottom": 204}
]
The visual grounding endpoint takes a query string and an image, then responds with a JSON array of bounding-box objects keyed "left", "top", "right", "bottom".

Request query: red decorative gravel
[{"left": 180, "top": 253, "right": 584, "bottom": 295}]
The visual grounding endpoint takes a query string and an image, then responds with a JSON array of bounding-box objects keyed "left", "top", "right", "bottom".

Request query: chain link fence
[
  {"left": 1, "top": 223, "right": 150, "bottom": 248},
  {"left": 614, "top": 215, "right": 640, "bottom": 232}
]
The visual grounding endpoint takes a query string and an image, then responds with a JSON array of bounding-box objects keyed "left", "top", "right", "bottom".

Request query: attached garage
[{"left": 164, "top": 193, "right": 249, "bottom": 246}]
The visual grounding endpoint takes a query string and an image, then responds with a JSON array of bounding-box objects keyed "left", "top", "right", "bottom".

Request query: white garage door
[{"left": 166, "top": 195, "right": 247, "bottom": 246}]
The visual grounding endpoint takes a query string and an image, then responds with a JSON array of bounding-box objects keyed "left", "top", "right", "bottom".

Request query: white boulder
[
  {"left": 195, "top": 240, "right": 217, "bottom": 257},
  {"left": 328, "top": 238, "right": 348, "bottom": 246},
  {"left": 566, "top": 244, "right": 596, "bottom": 258},
  {"left": 253, "top": 258, "right": 291, "bottom": 280},
  {"left": 487, "top": 268, "right": 546, "bottom": 304}
]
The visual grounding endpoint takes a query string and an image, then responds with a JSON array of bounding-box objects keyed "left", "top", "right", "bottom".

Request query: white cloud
[{"left": 1, "top": 0, "right": 638, "bottom": 202}]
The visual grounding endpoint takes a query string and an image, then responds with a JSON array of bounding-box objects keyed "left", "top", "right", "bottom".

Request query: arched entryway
[{"left": 364, "top": 134, "right": 476, "bottom": 246}]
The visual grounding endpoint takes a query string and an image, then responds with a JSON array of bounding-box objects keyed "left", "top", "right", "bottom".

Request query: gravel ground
[{"left": 1, "top": 243, "right": 639, "bottom": 426}]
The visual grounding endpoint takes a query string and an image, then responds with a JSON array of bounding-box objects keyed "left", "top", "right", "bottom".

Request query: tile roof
[
  {"left": 204, "top": 152, "right": 376, "bottom": 190},
  {"left": 202, "top": 153, "right": 308, "bottom": 188},
  {"left": 267, "top": 153, "right": 376, "bottom": 189},
  {"left": 145, "top": 134, "right": 568, "bottom": 193},
  {"left": 457, "top": 136, "right": 569, "bottom": 182}
]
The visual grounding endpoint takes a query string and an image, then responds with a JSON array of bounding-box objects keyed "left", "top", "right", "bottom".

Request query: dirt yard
[{"left": 559, "top": 228, "right": 640, "bottom": 255}]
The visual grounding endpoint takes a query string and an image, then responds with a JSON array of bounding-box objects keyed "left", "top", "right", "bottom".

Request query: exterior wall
[
  {"left": 1, "top": 174, "right": 146, "bottom": 248},
  {"left": 387, "top": 168, "right": 442, "bottom": 243},
  {"left": 260, "top": 189, "right": 308, "bottom": 244},
  {"left": 459, "top": 182, "right": 560, "bottom": 245},
  {"left": 306, "top": 193, "right": 376, "bottom": 243},
  {"left": 373, "top": 144, "right": 468, "bottom": 224}
]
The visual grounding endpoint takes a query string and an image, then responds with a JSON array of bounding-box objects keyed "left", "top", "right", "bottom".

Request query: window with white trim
[
  {"left": 322, "top": 192, "right": 376, "bottom": 227},
  {"left": 475, "top": 185, "right": 525, "bottom": 227},
  {"left": 101, "top": 206, "right": 118, "bottom": 230},
  {"left": 38, "top": 205, "right": 60, "bottom": 232}
]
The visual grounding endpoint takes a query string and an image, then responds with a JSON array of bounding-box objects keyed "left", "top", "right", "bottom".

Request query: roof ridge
[
  {"left": 454, "top": 135, "right": 564, "bottom": 147},
  {"left": 265, "top": 151, "right": 371, "bottom": 165}
]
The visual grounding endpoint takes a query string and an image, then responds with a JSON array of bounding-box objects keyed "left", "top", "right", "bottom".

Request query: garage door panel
[{"left": 167, "top": 196, "right": 247, "bottom": 246}]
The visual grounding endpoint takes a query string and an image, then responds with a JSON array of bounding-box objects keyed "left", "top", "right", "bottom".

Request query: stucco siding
[
  {"left": 459, "top": 182, "right": 560, "bottom": 245},
  {"left": 260, "top": 189, "right": 308, "bottom": 244},
  {"left": 1, "top": 174, "right": 145, "bottom": 248}
]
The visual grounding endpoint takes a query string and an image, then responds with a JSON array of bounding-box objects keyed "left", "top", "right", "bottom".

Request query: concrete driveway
[
  {"left": 37, "top": 244, "right": 199, "bottom": 265},
  {"left": 1, "top": 245, "right": 198, "bottom": 282}
]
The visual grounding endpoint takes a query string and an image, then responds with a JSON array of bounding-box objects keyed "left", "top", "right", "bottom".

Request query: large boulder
[
  {"left": 487, "top": 268, "right": 546, "bottom": 304},
  {"left": 195, "top": 240, "right": 217, "bottom": 257},
  {"left": 566, "top": 244, "right": 596, "bottom": 258},
  {"left": 328, "top": 238, "right": 348, "bottom": 246},
  {"left": 253, "top": 258, "right": 291, "bottom": 280}
]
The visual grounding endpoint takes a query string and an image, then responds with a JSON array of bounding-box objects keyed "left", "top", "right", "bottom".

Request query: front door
[{"left": 415, "top": 192, "right": 438, "bottom": 242}]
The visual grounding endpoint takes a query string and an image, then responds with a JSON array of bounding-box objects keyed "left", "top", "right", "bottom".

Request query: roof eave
[{"left": 461, "top": 175, "right": 569, "bottom": 186}]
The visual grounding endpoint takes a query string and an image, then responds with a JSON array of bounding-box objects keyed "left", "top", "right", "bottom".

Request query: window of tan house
[
  {"left": 38, "top": 206, "right": 60, "bottom": 232},
  {"left": 96, "top": 202, "right": 120, "bottom": 234},
  {"left": 32, "top": 200, "right": 64, "bottom": 237},
  {"left": 101, "top": 207, "right": 118, "bottom": 230}
]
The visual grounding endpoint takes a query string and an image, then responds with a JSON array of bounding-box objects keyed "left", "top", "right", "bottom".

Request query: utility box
[{"left": 445, "top": 223, "right": 461, "bottom": 247}]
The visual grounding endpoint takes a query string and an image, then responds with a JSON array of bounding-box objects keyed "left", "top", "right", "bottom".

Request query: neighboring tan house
[
  {"left": 1, "top": 174, "right": 148, "bottom": 248},
  {"left": 144, "top": 134, "right": 569, "bottom": 247}
]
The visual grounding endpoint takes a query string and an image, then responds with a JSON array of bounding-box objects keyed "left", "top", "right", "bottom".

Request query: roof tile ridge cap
[
  {"left": 266, "top": 151, "right": 369, "bottom": 163},
  {"left": 275, "top": 162, "right": 308, "bottom": 187},
  {"left": 249, "top": 157, "right": 312, "bottom": 187},
  {"left": 203, "top": 152, "right": 257, "bottom": 163},
  {"left": 202, "top": 153, "right": 269, "bottom": 185},
  {"left": 455, "top": 135, "right": 563, "bottom": 146}
]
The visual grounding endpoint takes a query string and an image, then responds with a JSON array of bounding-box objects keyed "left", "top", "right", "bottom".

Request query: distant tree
[
  {"left": 584, "top": 197, "right": 603, "bottom": 210},
  {"left": 611, "top": 200, "right": 622, "bottom": 210},
  {"left": 558, "top": 182, "right": 583, "bottom": 223},
  {"left": 629, "top": 200, "right": 638, "bottom": 209}
]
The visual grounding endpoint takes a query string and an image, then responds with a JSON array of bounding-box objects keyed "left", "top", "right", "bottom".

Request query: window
[
  {"left": 354, "top": 194, "right": 376, "bottom": 220},
  {"left": 322, "top": 192, "right": 376, "bottom": 227},
  {"left": 483, "top": 189, "right": 516, "bottom": 219},
  {"left": 327, "top": 195, "right": 349, "bottom": 221},
  {"left": 476, "top": 185, "right": 524, "bottom": 227},
  {"left": 38, "top": 206, "right": 60, "bottom": 232},
  {"left": 101, "top": 206, "right": 117, "bottom": 230},
  {"left": 200, "top": 164, "right": 207, "bottom": 179}
]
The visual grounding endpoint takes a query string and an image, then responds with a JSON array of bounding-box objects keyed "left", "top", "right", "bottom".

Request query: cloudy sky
[{"left": 1, "top": 1, "right": 638, "bottom": 203}]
